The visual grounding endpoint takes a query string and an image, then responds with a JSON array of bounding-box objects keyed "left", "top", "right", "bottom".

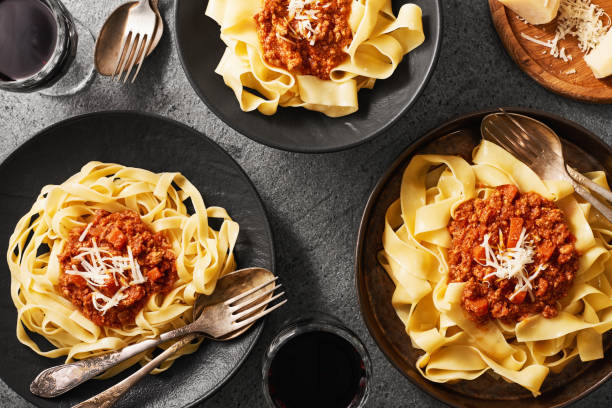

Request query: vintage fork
[
  {"left": 31, "top": 275, "right": 286, "bottom": 398},
  {"left": 481, "top": 109, "right": 612, "bottom": 224},
  {"left": 112, "top": 0, "right": 157, "bottom": 82},
  {"left": 71, "top": 333, "right": 200, "bottom": 408}
]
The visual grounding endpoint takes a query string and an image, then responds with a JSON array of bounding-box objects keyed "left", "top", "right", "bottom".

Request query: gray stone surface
[{"left": 0, "top": 0, "right": 611, "bottom": 407}]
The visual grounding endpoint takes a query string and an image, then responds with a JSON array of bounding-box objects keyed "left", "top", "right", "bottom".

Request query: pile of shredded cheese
[
  {"left": 479, "top": 228, "right": 547, "bottom": 301},
  {"left": 286, "top": 0, "right": 330, "bottom": 45},
  {"left": 520, "top": 0, "right": 611, "bottom": 62},
  {"left": 65, "top": 229, "right": 147, "bottom": 315}
]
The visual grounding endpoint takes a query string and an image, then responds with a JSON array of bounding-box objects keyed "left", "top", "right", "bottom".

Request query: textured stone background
[{"left": 1, "top": 0, "right": 611, "bottom": 407}]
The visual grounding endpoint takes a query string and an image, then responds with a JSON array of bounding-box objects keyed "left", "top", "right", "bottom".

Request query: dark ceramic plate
[
  {"left": 0, "top": 111, "right": 275, "bottom": 408},
  {"left": 174, "top": 0, "right": 442, "bottom": 153},
  {"left": 355, "top": 108, "right": 612, "bottom": 408}
]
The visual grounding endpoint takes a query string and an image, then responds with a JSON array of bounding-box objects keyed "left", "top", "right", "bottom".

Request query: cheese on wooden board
[
  {"left": 584, "top": 29, "right": 612, "bottom": 78},
  {"left": 499, "top": 0, "right": 561, "bottom": 24}
]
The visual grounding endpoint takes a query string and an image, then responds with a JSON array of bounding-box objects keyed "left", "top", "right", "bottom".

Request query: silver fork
[
  {"left": 72, "top": 333, "right": 200, "bottom": 408},
  {"left": 112, "top": 0, "right": 157, "bottom": 82},
  {"left": 481, "top": 109, "right": 612, "bottom": 223},
  {"left": 71, "top": 275, "right": 286, "bottom": 408},
  {"left": 31, "top": 272, "right": 286, "bottom": 398}
]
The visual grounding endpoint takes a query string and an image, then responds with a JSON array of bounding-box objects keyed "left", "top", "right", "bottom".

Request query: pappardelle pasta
[
  {"left": 205, "top": 0, "right": 425, "bottom": 117},
  {"left": 7, "top": 162, "right": 238, "bottom": 377},
  {"left": 378, "top": 140, "right": 612, "bottom": 396}
]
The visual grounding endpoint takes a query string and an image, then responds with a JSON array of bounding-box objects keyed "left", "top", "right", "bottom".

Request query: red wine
[
  {"left": 0, "top": 0, "right": 58, "bottom": 81},
  {"left": 267, "top": 331, "right": 367, "bottom": 408}
]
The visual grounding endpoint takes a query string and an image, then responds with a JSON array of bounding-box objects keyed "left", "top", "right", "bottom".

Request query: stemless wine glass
[
  {"left": 262, "top": 312, "right": 372, "bottom": 408},
  {"left": 0, "top": 0, "right": 95, "bottom": 96}
]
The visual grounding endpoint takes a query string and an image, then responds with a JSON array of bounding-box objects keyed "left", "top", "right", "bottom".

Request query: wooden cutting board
[{"left": 489, "top": 0, "right": 612, "bottom": 103}]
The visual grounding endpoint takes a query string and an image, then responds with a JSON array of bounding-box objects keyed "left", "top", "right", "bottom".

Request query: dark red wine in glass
[
  {"left": 263, "top": 314, "right": 371, "bottom": 408},
  {"left": 0, "top": 0, "right": 58, "bottom": 81},
  {"left": 0, "top": 0, "right": 94, "bottom": 95}
]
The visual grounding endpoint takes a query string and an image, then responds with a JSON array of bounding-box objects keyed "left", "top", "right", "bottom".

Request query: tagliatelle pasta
[
  {"left": 205, "top": 0, "right": 425, "bottom": 117},
  {"left": 7, "top": 162, "right": 239, "bottom": 377},
  {"left": 378, "top": 140, "right": 612, "bottom": 396}
]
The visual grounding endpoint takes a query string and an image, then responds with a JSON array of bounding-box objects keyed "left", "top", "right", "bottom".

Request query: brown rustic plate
[
  {"left": 489, "top": 0, "right": 612, "bottom": 103},
  {"left": 355, "top": 108, "right": 612, "bottom": 408}
]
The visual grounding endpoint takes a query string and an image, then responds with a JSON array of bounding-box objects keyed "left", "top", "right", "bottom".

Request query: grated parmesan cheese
[
  {"left": 521, "top": 0, "right": 611, "bottom": 62},
  {"left": 276, "top": 32, "right": 297, "bottom": 44},
  {"left": 521, "top": 32, "right": 554, "bottom": 47},
  {"left": 559, "top": 47, "right": 572, "bottom": 61},
  {"left": 91, "top": 286, "right": 127, "bottom": 315},
  {"left": 66, "top": 240, "right": 147, "bottom": 314},
  {"left": 78, "top": 222, "right": 93, "bottom": 242},
  {"left": 287, "top": 0, "right": 326, "bottom": 44},
  {"left": 478, "top": 228, "right": 547, "bottom": 301},
  {"left": 127, "top": 246, "right": 146, "bottom": 285},
  {"left": 557, "top": 0, "right": 610, "bottom": 54}
]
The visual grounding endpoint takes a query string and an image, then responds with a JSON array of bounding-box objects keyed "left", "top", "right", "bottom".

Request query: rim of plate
[
  {"left": 354, "top": 107, "right": 612, "bottom": 408},
  {"left": 0, "top": 110, "right": 275, "bottom": 408},
  {"left": 173, "top": 0, "right": 444, "bottom": 153}
]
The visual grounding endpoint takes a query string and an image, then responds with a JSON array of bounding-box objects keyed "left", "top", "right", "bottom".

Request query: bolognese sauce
[
  {"left": 58, "top": 210, "right": 177, "bottom": 328},
  {"left": 254, "top": 0, "right": 353, "bottom": 80},
  {"left": 448, "top": 185, "right": 579, "bottom": 324}
]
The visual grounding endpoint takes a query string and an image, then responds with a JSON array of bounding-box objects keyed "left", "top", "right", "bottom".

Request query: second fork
[{"left": 112, "top": 0, "right": 157, "bottom": 82}]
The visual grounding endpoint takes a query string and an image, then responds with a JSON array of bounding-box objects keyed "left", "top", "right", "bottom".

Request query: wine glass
[
  {"left": 262, "top": 312, "right": 371, "bottom": 408},
  {"left": 0, "top": 0, "right": 95, "bottom": 96}
]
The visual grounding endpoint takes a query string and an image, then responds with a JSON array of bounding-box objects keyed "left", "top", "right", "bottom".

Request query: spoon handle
[
  {"left": 30, "top": 325, "right": 194, "bottom": 398},
  {"left": 71, "top": 334, "right": 199, "bottom": 408},
  {"left": 566, "top": 165, "right": 612, "bottom": 204}
]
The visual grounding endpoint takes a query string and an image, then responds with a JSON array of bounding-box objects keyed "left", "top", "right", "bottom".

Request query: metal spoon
[
  {"left": 30, "top": 267, "right": 284, "bottom": 398},
  {"left": 481, "top": 111, "right": 612, "bottom": 223},
  {"left": 94, "top": 0, "right": 163, "bottom": 76}
]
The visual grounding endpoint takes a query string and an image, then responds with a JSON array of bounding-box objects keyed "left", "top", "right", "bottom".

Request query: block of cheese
[
  {"left": 585, "top": 29, "right": 612, "bottom": 79},
  {"left": 498, "top": 0, "right": 561, "bottom": 24}
]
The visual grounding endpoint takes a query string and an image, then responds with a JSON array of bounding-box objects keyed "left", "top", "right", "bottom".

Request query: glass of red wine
[
  {"left": 263, "top": 313, "right": 371, "bottom": 408},
  {"left": 0, "top": 0, "right": 95, "bottom": 96}
]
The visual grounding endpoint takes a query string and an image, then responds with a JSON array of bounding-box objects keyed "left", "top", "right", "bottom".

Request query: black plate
[
  {"left": 174, "top": 0, "right": 442, "bottom": 153},
  {"left": 0, "top": 111, "right": 275, "bottom": 408},
  {"left": 355, "top": 108, "right": 612, "bottom": 408}
]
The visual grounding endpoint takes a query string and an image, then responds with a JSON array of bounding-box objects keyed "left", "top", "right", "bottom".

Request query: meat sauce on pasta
[
  {"left": 448, "top": 185, "right": 579, "bottom": 323},
  {"left": 59, "top": 210, "right": 177, "bottom": 328},
  {"left": 254, "top": 0, "right": 353, "bottom": 80}
]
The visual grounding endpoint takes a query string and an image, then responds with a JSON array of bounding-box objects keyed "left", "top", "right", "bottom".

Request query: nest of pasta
[{"left": 7, "top": 162, "right": 238, "bottom": 377}]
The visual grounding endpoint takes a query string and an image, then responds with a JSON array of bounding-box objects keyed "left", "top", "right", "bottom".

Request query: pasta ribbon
[
  {"left": 7, "top": 162, "right": 238, "bottom": 376},
  {"left": 379, "top": 140, "right": 612, "bottom": 396}
]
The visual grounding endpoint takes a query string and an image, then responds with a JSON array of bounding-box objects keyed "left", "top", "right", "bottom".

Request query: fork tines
[
  {"left": 113, "top": 31, "right": 153, "bottom": 83},
  {"left": 225, "top": 276, "right": 287, "bottom": 330}
]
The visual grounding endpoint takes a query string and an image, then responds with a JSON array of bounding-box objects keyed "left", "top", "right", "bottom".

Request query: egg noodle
[
  {"left": 378, "top": 140, "right": 612, "bottom": 396},
  {"left": 7, "top": 162, "right": 239, "bottom": 377},
  {"left": 205, "top": 0, "right": 425, "bottom": 117}
]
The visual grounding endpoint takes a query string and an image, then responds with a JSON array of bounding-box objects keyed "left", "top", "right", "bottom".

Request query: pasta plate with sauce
[
  {"left": 379, "top": 140, "right": 612, "bottom": 396},
  {"left": 7, "top": 162, "right": 238, "bottom": 377},
  {"left": 205, "top": 0, "right": 425, "bottom": 117}
]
